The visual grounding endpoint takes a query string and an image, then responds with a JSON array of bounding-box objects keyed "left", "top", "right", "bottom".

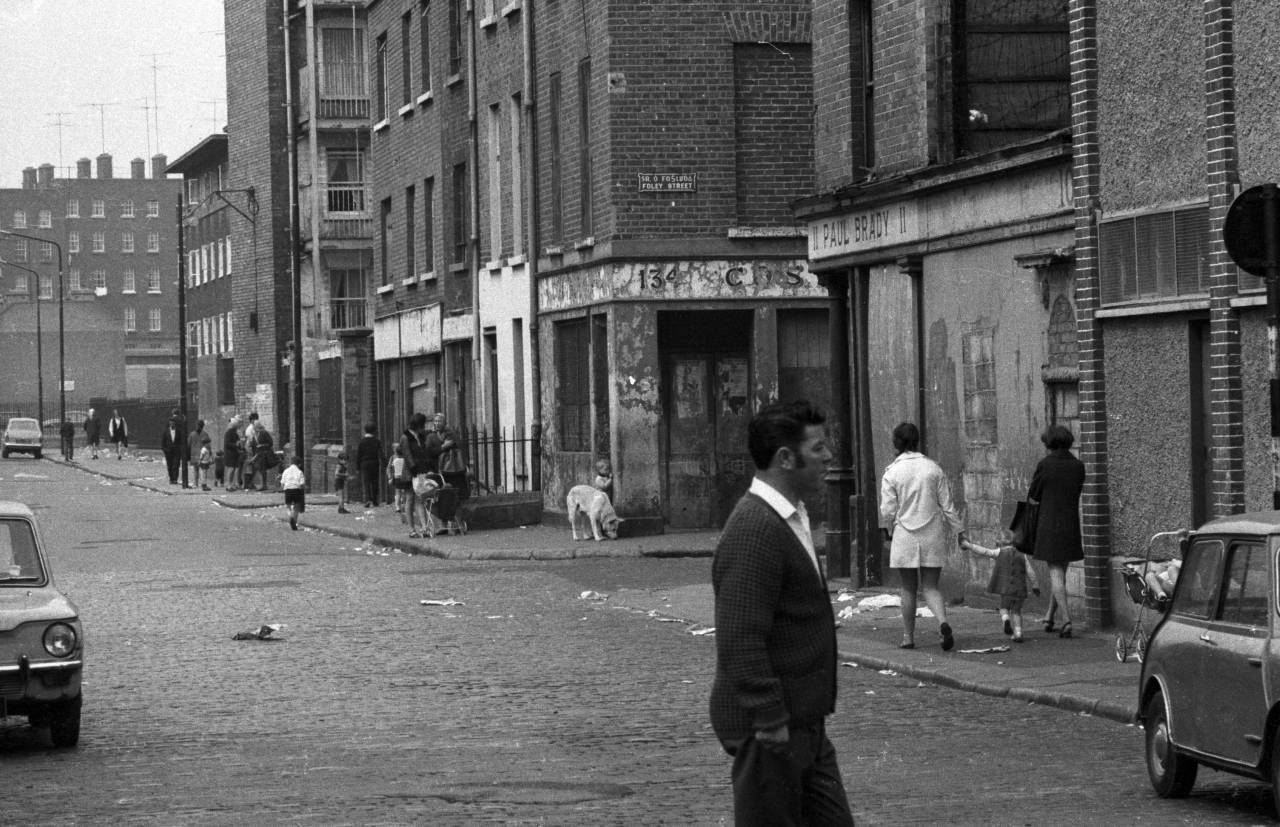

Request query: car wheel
[
  {"left": 48, "top": 695, "right": 82, "bottom": 748},
  {"left": 1270, "top": 735, "right": 1280, "bottom": 820},
  {"left": 1, "top": 449, "right": 8, "bottom": 459},
  {"left": 1145, "top": 692, "right": 1196, "bottom": 797}
]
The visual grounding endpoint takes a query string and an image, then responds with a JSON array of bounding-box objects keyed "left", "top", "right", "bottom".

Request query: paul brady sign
[{"left": 808, "top": 201, "right": 919, "bottom": 260}]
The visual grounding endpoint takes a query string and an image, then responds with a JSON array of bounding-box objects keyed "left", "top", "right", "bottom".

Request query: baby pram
[
  {"left": 1115, "top": 529, "right": 1186, "bottom": 663},
  {"left": 420, "top": 472, "right": 468, "bottom": 537}
]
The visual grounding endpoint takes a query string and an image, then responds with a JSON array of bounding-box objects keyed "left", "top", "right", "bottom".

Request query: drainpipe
[
  {"left": 467, "top": 0, "right": 484, "bottom": 429},
  {"left": 284, "top": 0, "right": 305, "bottom": 454},
  {"left": 523, "top": 0, "right": 542, "bottom": 489},
  {"left": 305, "top": 0, "right": 321, "bottom": 334}
]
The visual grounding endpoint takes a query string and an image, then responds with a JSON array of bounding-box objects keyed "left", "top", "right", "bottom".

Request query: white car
[
  {"left": 1, "top": 418, "right": 43, "bottom": 459},
  {"left": 0, "top": 501, "right": 83, "bottom": 747}
]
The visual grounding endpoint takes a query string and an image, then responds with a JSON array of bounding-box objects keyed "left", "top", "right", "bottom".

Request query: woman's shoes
[
  {"left": 899, "top": 640, "right": 915, "bottom": 650},
  {"left": 1058, "top": 622, "right": 1073, "bottom": 639},
  {"left": 1042, "top": 618, "right": 1056, "bottom": 634}
]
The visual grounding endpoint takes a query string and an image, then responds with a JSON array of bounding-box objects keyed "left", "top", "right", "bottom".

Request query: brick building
[
  {"left": 364, "top": 0, "right": 830, "bottom": 530},
  {"left": 223, "top": 0, "right": 378, "bottom": 473},
  {"left": 797, "top": 2, "right": 1076, "bottom": 592},
  {"left": 167, "top": 133, "right": 239, "bottom": 437},
  {"left": 1068, "top": 1, "right": 1280, "bottom": 626},
  {"left": 0, "top": 155, "right": 181, "bottom": 420}
]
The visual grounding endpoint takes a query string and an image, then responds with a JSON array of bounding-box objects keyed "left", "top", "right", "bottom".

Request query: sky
[{"left": 0, "top": 0, "right": 227, "bottom": 188}]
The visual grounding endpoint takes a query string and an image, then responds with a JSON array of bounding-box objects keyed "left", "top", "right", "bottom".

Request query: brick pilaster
[
  {"left": 1205, "top": 0, "right": 1245, "bottom": 517},
  {"left": 1069, "top": 0, "right": 1112, "bottom": 629}
]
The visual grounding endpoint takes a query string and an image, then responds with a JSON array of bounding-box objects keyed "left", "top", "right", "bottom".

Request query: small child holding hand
[
  {"left": 962, "top": 536, "right": 1040, "bottom": 642},
  {"left": 388, "top": 445, "right": 410, "bottom": 521}
]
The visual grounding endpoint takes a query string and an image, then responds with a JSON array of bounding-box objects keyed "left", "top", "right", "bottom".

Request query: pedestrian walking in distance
[
  {"left": 356, "top": 423, "right": 385, "bottom": 507},
  {"left": 1028, "top": 424, "right": 1086, "bottom": 639},
  {"left": 879, "top": 421, "right": 966, "bottom": 651},
  {"left": 83, "top": 409, "right": 101, "bottom": 460},
  {"left": 160, "top": 416, "right": 182, "bottom": 485},
  {"left": 962, "top": 536, "right": 1040, "bottom": 642},
  {"left": 709, "top": 400, "right": 854, "bottom": 826},
  {"left": 334, "top": 450, "right": 350, "bottom": 514},
  {"left": 107, "top": 409, "right": 128, "bottom": 459},
  {"left": 281, "top": 456, "right": 306, "bottom": 530}
]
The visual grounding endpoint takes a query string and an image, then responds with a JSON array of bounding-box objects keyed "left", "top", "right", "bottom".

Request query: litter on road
[
  {"left": 958, "top": 645, "right": 1010, "bottom": 654},
  {"left": 689, "top": 626, "right": 715, "bottom": 636},
  {"left": 420, "top": 599, "right": 464, "bottom": 606},
  {"left": 232, "top": 623, "right": 284, "bottom": 641},
  {"left": 578, "top": 590, "right": 609, "bottom": 601}
]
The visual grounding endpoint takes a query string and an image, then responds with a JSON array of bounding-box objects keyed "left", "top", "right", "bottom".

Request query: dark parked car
[
  {"left": 1139, "top": 511, "right": 1277, "bottom": 812},
  {"left": 0, "top": 501, "right": 83, "bottom": 747},
  {"left": 2, "top": 417, "right": 43, "bottom": 459}
]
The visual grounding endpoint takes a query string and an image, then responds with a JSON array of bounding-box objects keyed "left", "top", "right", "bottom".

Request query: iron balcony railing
[
  {"left": 298, "top": 63, "right": 369, "bottom": 122},
  {"left": 329, "top": 297, "right": 369, "bottom": 330}
]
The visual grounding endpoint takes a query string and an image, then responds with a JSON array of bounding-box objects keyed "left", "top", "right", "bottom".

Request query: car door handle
[{"left": 1199, "top": 633, "right": 1217, "bottom": 645}]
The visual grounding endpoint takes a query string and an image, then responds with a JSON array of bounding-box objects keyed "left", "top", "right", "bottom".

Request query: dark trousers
[
  {"left": 360, "top": 463, "right": 381, "bottom": 505},
  {"left": 729, "top": 721, "right": 854, "bottom": 827},
  {"left": 163, "top": 449, "right": 180, "bottom": 483}
]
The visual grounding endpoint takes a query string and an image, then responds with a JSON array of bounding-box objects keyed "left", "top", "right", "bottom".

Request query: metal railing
[
  {"left": 298, "top": 64, "right": 369, "bottom": 122},
  {"left": 329, "top": 297, "right": 368, "bottom": 330},
  {"left": 456, "top": 424, "right": 534, "bottom": 496}
]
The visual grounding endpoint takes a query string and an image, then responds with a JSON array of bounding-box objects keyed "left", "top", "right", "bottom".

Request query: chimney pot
[
  {"left": 76, "top": 158, "right": 92, "bottom": 179},
  {"left": 96, "top": 153, "right": 113, "bottom": 179}
]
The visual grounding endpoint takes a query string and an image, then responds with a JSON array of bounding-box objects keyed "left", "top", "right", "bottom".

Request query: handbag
[{"left": 1010, "top": 499, "right": 1039, "bottom": 554}]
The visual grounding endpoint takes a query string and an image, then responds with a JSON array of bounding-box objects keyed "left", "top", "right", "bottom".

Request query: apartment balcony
[
  {"left": 329, "top": 297, "right": 369, "bottom": 332},
  {"left": 299, "top": 186, "right": 373, "bottom": 249},
  {"left": 297, "top": 63, "right": 370, "bottom": 126}
]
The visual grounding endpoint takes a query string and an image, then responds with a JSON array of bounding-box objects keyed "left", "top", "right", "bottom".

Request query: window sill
[
  {"left": 147, "top": 290, "right": 161, "bottom": 295},
  {"left": 446, "top": 73, "right": 463, "bottom": 88},
  {"left": 543, "top": 245, "right": 563, "bottom": 256},
  {"left": 418, "top": 271, "right": 436, "bottom": 283},
  {"left": 1095, "top": 296, "right": 1210, "bottom": 319},
  {"left": 400, "top": 276, "right": 418, "bottom": 287},
  {"left": 376, "top": 283, "right": 395, "bottom": 296},
  {"left": 502, "top": 0, "right": 522, "bottom": 18},
  {"left": 506, "top": 253, "right": 526, "bottom": 268},
  {"left": 417, "top": 90, "right": 433, "bottom": 107},
  {"left": 373, "top": 119, "right": 390, "bottom": 134},
  {"left": 485, "top": 259, "right": 504, "bottom": 272},
  {"left": 574, "top": 236, "right": 595, "bottom": 251},
  {"left": 448, "top": 262, "right": 467, "bottom": 274},
  {"left": 480, "top": 15, "right": 498, "bottom": 29},
  {"left": 398, "top": 102, "right": 415, "bottom": 119}
]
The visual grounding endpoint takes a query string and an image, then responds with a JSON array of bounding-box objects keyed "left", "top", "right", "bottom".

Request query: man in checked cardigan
[{"left": 710, "top": 400, "right": 854, "bottom": 826}]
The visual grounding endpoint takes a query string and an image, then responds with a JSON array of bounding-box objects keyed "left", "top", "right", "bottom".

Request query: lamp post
[
  {"left": 0, "top": 230, "right": 65, "bottom": 456},
  {"left": 0, "top": 258, "right": 45, "bottom": 427}
]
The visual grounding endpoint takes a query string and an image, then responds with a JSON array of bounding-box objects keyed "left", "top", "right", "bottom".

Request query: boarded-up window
[
  {"left": 317, "top": 358, "right": 343, "bottom": 443},
  {"left": 556, "top": 318, "right": 590, "bottom": 451},
  {"left": 777, "top": 309, "right": 830, "bottom": 412},
  {"left": 953, "top": 0, "right": 1069, "bottom": 156}
]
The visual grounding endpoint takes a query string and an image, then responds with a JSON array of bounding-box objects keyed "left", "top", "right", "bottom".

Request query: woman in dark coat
[{"left": 1027, "top": 424, "right": 1086, "bottom": 638}]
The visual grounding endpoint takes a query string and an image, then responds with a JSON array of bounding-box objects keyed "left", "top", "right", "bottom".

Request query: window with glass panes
[
  {"left": 146, "top": 201, "right": 159, "bottom": 217},
  {"left": 122, "top": 232, "right": 134, "bottom": 253},
  {"left": 121, "top": 200, "right": 134, "bottom": 218},
  {"left": 147, "top": 232, "right": 159, "bottom": 253},
  {"left": 149, "top": 308, "right": 161, "bottom": 331},
  {"left": 124, "top": 307, "right": 136, "bottom": 332},
  {"left": 92, "top": 199, "right": 105, "bottom": 218},
  {"left": 38, "top": 210, "right": 51, "bottom": 228},
  {"left": 39, "top": 275, "right": 53, "bottom": 300},
  {"left": 148, "top": 269, "right": 160, "bottom": 293},
  {"left": 69, "top": 232, "right": 80, "bottom": 253},
  {"left": 93, "top": 232, "right": 105, "bottom": 252},
  {"left": 123, "top": 269, "right": 136, "bottom": 293}
]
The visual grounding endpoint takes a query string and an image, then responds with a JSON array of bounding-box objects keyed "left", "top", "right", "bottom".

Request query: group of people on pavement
[
  {"left": 711, "top": 401, "right": 1085, "bottom": 823},
  {"left": 70, "top": 408, "right": 128, "bottom": 461}
]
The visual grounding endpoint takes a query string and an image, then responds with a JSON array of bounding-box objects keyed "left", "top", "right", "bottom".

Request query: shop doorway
[{"left": 660, "top": 311, "right": 753, "bottom": 529}]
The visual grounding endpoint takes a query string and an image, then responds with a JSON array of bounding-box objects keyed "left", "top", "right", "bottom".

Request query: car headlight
[{"left": 43, "top": 623, "right": 78, "bottom": 657}]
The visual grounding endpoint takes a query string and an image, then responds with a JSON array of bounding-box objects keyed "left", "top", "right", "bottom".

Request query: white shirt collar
[{"left": 750, "top": 477, "right": 797, "bottom": 520}]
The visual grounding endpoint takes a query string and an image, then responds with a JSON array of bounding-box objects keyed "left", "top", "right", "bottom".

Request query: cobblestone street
[{"left": 1, "top": 462, "right": 1274, "bottom": 824}]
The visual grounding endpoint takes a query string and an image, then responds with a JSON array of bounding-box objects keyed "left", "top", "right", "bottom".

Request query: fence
[{"left": 457, "top": 424, "right": 535, "bottom": 496}]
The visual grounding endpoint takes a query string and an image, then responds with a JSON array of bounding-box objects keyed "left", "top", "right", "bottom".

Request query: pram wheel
[
  {"left": 1135, "top": 628, "right": 1148, "bottom": 663},
  {"left": 1114, "top": 633, "right": 1129, "bottom": 663}
]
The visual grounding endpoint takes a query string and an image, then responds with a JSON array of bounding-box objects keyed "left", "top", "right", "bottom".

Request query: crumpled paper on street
[
  {"left": 958, "top": 645, "right": 1010, "bottom": 654},
  {"left": 854, "top": 594, "right": 900, "bottom": 611},
  {"left": 232, "top": 623, "right": 284, "bottom": 641},
  {"left": 689, "top": 626, "right": 715, "bottom": 636},
  {"left": 421, "top": 598, "right": 464, "bottom": 607},
  {"left": 578, "top": 590, "right": 609, "bottom": 601}
]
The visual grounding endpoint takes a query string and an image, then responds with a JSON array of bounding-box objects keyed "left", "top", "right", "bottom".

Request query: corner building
[{"left": 367, "top": 0, "right": 829, "bottom": 530}]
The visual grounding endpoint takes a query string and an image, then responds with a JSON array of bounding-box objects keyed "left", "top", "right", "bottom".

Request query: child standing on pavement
[
  {"left": 335, "top": 450, "right": 350, "bottom": 514},
  {"left": 962, "top": 536, "right": 1040, "bottom": 642},
  {"left": 213, "top": 450, "right": 225, "bottom": 487},
  {"left": 197, "top": 442, "right": 213, "bottom": 491},
  {"left": 389, "top": 445, "right": 410, "bottom": 521},
  {"left": 281, "top": 456, "right": 306, "bottom": 531}
]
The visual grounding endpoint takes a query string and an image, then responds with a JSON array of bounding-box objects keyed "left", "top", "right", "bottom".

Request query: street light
[
  {"left": 0, "top": 230, "right": 65, "bottom": 458},
  {"left": 0, "top": 258, "right": 45, "bottom": 427}
]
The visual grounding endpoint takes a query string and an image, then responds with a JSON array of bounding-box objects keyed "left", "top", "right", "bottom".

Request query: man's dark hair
[
  {"left": 364, "top": 423, "right": 376, "bottom": 434},
  {"left": 747, "top": 400, "right": 825, "bottom": 470},
  {"left": 1041, "top": 424, "right": 1075, "bottom": 450},
  {"left": 409, "top": 412, "right": 428, "bottom": 430},
  {"left": 892, "top": 422, "right": 920, "bottom": 453}
]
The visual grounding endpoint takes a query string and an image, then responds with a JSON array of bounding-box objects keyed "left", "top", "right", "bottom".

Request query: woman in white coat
[{"left": 880, "top": 422, "right": 966, "bottom": 651}]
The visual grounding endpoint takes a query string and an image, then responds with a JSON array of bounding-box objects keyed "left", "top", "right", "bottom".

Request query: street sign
[{"left": 1224, "top": 184, "right": 1280, "bottom": 277}]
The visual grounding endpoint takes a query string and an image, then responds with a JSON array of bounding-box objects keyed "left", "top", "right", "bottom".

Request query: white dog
[{"left": 567, "top": 484, "right": 619, "bottom": 541}]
